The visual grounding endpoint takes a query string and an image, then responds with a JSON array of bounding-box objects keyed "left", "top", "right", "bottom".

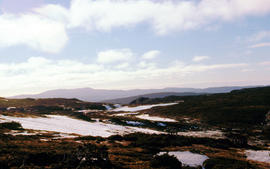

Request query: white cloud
[
  {"left": 249, "top": 42, "right": 270, "bottom": 48},
  {"left": 0, "top": 13, "right": 68, "bottom": 53},
  {"left": 1, "top": 0, "right": 270, "bottom": 52},
  {"left": 66, "top": 0, "right": 270, "bottom": 34},
  {"left": 96, "top": 48, "right": 163, "bottom": 65},
  {"left": 115, "top": 62, "right": 129, "bottom": 69},
  {"left": 142, "top": 50, "right": 160, "bottom": 60},
  {"left": 192, "top": 56, "right": 210, "bottom": 62},
  {"left": 34, "top": 4, "right": 69, "bottom": 24},
  {"left": 34, "top": 0, "right": 270, "bottom": 35},
  {"left": 0, "top": 56, "right": 248, "bottom": 96},
  {"left": 138, "top": 61, "right": 156, "bottom": 69},
  {"left": 97, "top": 49, "right": 134, "bottom": 64}
]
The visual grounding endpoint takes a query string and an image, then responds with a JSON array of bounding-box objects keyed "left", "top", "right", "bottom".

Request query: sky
[{"left": 0, "top": 0, "right": 270, "bottom": 97}]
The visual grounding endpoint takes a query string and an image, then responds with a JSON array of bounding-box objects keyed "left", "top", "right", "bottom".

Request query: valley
[{"left": 0, "top": 87, "right": 270, "bottom": 168}]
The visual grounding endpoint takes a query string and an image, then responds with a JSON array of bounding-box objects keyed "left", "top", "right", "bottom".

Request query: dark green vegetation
[
  {"left": 109, "top": 133, "right": 253, "bottom": 150},
  {"left": 0, "top": 98, "right": 105, "bottom": 122},
  {"left": 109, "top": 116, "right": 201, "bottom": 133},
  {"left": 204, "top": 158, "right": 255, "bottom": 169},
  {"left": 130, "top": 97, "right": 151, "bottom": 105},
  {"left": 0, "top": 98, "right": 106, "bottom": 111},
  {"left": 129, "top": 95, "right": 185, "bottom": 105},
  {"left": 150, "top": 153, "right": 182, "bottom": 169},
  {"left": 0, "top": 133, "right": 114, "bottom": 169},
  {"left": 0, "top": 121, "right": 23, "bottom": 130},
  {"left": 0, "top": 131, "right": 264, "bottom": 169},
  {"left": 145, "top": 87, "right": 270, "bottom": 128},
  {"left": 101, "top": 86, "right": 250, "bottom": 104}
]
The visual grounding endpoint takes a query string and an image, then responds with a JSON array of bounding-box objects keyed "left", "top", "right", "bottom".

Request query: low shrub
[
  {"left": 150, "top": 153, "right": 182, "bottom": 169},
  {"left": 108, "top": 135, "right": 123, "bottom": 141},
  {"left": 0, "top": 121, "right": 23, "bottom": 130},
  {"left": 121, "top": 133, "right": 243, "bottom": 150}
]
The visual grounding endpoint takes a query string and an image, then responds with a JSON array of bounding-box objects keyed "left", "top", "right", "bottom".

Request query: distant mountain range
[
  {"left": 102, "top": 92, "right": 202, "bottom": 104},
  {"left": 10, "top": 86, "right": 259, "bottom": 103}
]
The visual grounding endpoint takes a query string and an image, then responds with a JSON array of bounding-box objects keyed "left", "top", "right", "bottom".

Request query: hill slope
[
  {"left": 147, "top": 86, "right": 270, "bottom": 128},
  {"left": 102, "top": 92, "right": 203, "bottom": 104}
]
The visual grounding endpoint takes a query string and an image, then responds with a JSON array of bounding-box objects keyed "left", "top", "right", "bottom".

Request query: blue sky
[{"left": 0, "top": 0, "right": 270, "bottom": 96}]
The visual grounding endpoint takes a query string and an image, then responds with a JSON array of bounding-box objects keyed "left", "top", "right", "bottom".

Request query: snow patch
[
  {"left": 0, "top": 115, "right": 161, "bottom": 137},
  {"left": 158, "top": 151, "right": 209, "bottom": 167},
  {"left": 53, "top": 133, "right": 78, "bottom": 139},
  {"left": 245, "top": 150, "right": 270, "bottom": 163},
  {"left": 103, "top": 105, "right": 112, "bottom": 110},
  {"left": 177, "top": 130, "right": 224, "bottom": 139},
  {"left": 136, "top": 114, "right": 177, "bottom": 122},
  {"left": 112, "top": 103, "right": 178, "bottom": 112},
  {"left": 7, "top": 107, "right": 16, "bottom": 110},
  {"left": 113, "top": 112, "right": 139, "bottom": 116},
  {"left": 77, "top": 109, "right": 100, "bottom": 114},
  {"left": 4, "top": 131, "right": 37, "bottom": 136},
  {"left": 114, "top": 104, "right": 121, "bottom": 108},
  {"left": 0, "top": 118, "right": 11, "bottom": 123}
]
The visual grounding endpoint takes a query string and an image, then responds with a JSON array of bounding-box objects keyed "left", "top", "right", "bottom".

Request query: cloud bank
[{"left": 0, "top": 48, "right": 249, "bottom": 96}]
